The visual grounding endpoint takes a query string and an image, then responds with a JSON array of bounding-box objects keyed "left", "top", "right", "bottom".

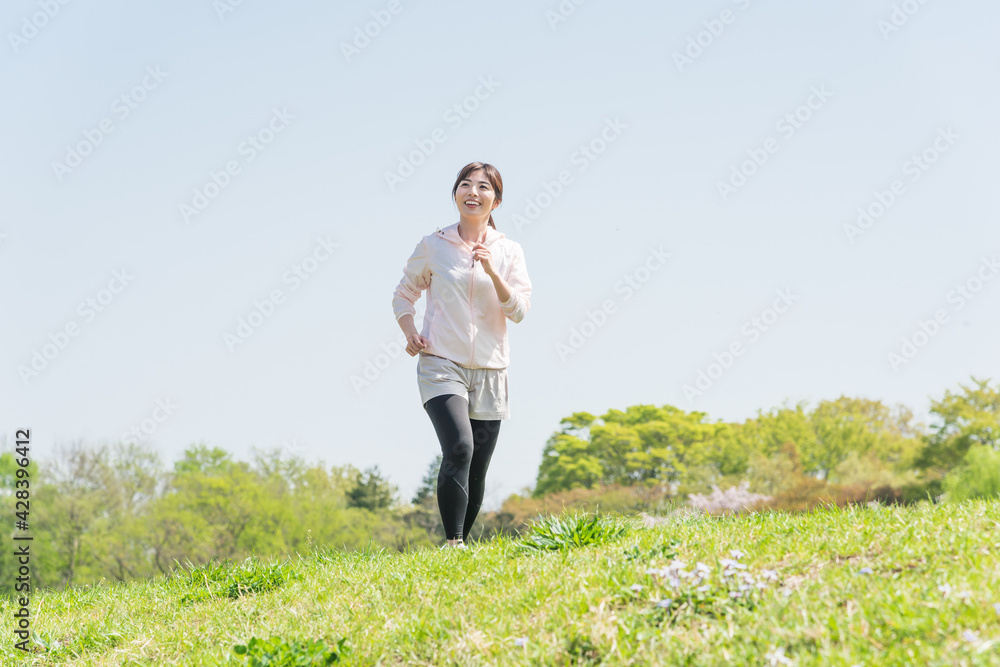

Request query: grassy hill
[{"left": 2, "top": 500, "right": 999, "bottom": 666}]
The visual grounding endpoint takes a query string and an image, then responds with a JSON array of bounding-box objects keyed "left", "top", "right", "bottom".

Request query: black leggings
[{"left": 423, "top": 394, "right": 501, "bottom": 541}]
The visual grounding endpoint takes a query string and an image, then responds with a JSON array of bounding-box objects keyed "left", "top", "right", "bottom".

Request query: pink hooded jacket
[{"left": 392, "top": 221, "right": 532, "bottom": 369}]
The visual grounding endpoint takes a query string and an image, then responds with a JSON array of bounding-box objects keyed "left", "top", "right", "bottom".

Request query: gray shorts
[{"left": 416, "top": 353, "right": 510, "bottom": 420}]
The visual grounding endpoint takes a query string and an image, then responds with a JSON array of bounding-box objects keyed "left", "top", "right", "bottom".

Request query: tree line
[
  {"left": 533, "top": 376, "right": 998, "bottom": 503},
  {"left": 1, "top": 376, "right": 997, "bottom": 595}
]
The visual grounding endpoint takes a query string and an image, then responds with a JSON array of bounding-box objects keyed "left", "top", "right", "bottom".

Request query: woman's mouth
[{"left": 464, "top": 201, "right": 480, "bottom": 208}]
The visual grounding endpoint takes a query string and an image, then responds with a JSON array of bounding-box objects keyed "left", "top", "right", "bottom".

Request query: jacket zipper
[{"left": 468, "top": 246, "right": 475, "bottom": 367}]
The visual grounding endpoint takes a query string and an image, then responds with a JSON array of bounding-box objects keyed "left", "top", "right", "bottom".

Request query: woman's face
[{"left": 455, "top": 170, "right": 499, "bottom": 216}]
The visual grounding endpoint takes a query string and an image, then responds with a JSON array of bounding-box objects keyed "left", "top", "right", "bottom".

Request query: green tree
[
  {"left": 590, "top": 421, "right": 642, "bottom": 485},
  {"left": 412, "top": 454, "right": 443, "bottom": 506},
  {"left": 625, "top": 406, "right": 734, "bottom": 485},
  {"left": 31, "top": 440, "right": 117, "bottom": 589},
  {"left": 533, "top": 404, "right": 734, "bottom": 496},
  {"left": 146, "top": 443, "right": 271, "bottom": 570},
  {"left": 534, "top": 432, "right": 604, "bottom": 497},
  {"left": 346, "top": 465, "right": 397, "bottom": 511},
  {"left": 807, "top": 397, "right": 923, "bottom": 481},
  {"left": 731, "top": 403, "right": 815, "bottom": 461},
  {"left": 0, "top": 446, "right": 41, "bottom": 597},
  {"left": 920, "top": 376, "right": 1000, "bottom": 474},
  {"left": 534, "top": 412, "right": 603, "bottom": 496},
  {"left": 84, "top": 442, "right": 165, "bottom": 582},
  {"left": 943, "top": 445, "right": 1000, "bottom": 501}
]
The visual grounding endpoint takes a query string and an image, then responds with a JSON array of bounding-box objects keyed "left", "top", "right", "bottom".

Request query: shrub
[
  {"left": 486, "top": 482, "right": 673, "bottom": 538},
  {"left": 173, "top": 556, "right": 299, "bottom": 604},
  {"left": 756, "top": 476, "right": 925, "bottom": 512},
  {"left": 944, "top": 445, "right": 1000, "bottom": 501},
  {"left": 515, "top": 511, "right": 630, "bottom": 553},
  {"left": 231, "top": 636, "right": 349, "bottom": 665}
]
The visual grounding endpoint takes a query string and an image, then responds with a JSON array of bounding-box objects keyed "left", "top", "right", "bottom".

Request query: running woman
[{"left": 391, "top": 162, "right": 532, "bottom": 549}]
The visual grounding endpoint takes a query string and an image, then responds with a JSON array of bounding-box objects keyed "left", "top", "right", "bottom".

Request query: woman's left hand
[{"left": 472, "top": 243, "right": 496, "bottom": 277}]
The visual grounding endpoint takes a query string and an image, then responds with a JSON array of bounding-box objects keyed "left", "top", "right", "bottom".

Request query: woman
[{"left": 392, "top": 162, "right": 532, "bottom": 549}]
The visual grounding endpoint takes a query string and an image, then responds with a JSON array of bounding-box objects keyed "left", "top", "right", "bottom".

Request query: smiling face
[{"left": 455, "top": 169, "right": 500, "bottom": 215}]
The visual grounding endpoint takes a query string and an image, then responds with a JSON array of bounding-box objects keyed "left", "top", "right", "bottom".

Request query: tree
[
  {"left": 147, "top": 443, "right": 271, "bottom": 569},
  {"left": 731, "top": 402, "right": 815, "bottom": 461},
  {"left": 807, "top": 397, "right": 923, "bottom": 481},
  {"left": 86, "top": 441, "right": 166, "bottom": 582},
  {"left": 590, "top": 421, "right": 642, "bottom": 485},
  {"left": 0, "top": 448, "right": 41, "bottom": 597},
  {"left": 533, "top": 404, "right": 734, "bottom": 496},
  {"left": 346, "top": 465, "right": 396, "bottom": 511},
  {"left": 920, "top": 376, "right": 1000, "bottom": 474},
  {"left": 943, "top": 445, "right": 1000, "bottom": 501},
  {"left": 534, "top": 432, "right": 603, "bottom": 497},
  {"left": 31, "top": 440, "right": 115, "bottom": 589},
  {"left": 625, "top": 406, "right": 733, "bottom": 484},
  {"left": 412, "top": 454, "right": 443, "bottom": 506}
]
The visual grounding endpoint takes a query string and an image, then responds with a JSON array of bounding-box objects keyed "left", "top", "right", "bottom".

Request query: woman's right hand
[{"left": 405, "top": 332, "right": 430, "bottom": 356}]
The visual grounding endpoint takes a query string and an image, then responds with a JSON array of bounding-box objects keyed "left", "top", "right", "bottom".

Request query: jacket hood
[{"left": 434, "top": 221, "right": 505, "bottom": 247}]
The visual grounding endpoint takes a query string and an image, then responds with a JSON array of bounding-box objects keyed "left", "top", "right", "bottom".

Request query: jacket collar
[{"left": 435, "top": 221, "right": 505, "bottom": 247}]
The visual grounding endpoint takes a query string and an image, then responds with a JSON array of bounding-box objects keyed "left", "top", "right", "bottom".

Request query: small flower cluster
[
  {"left": 764, "top": 646, "right": 794, "bottom": 666},
  {"left": 687, "top": 481, "right": 772, "bottom": 514},
  {"left": 639, "top": 548, "right": 780, "bottom": 612},
  {"left": 937, "top": 583, "right": 973, "bottom": 600},
  {"left": 937, "top": 583, "right": 995, "bottom": 648}
]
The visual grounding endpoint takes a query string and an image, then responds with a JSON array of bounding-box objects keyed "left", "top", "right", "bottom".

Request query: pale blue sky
[{"left": 2, "top": 0, "right": 998, "bottom": 511}]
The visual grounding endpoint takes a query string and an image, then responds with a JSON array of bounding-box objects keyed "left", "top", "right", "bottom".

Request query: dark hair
[{"left": 452, "top": 162, "right": 503, "bottom": 229}]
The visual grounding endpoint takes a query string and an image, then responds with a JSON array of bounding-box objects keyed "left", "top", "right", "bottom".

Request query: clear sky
[{"left": 2, "top": 0, "right": 998, "bottom": 512}]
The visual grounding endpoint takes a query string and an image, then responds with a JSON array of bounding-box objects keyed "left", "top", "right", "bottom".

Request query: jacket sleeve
[
  {"left": 392, "top": 238, "right": 431, "bottom": 322},
  {"left": 499, "top": 243, "right": 532, "bottom": 324}
]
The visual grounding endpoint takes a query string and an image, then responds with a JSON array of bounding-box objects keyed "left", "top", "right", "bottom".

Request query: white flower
[
  {"left": 514, "top": 637, "right": 528, "bottom": 646},
  {"left": 688, "top": 482, "right": 772, "bottom": 513},
  {"left": 762, "top": 569, "right": 778, "bottom": 581},
  {"left": 730, "top": 549, "right": 745, "bottom": 560},
  {"left": 696, "top": 585, "right": 710, "bottom": 592},
  {"left": 629, "top": 584, "right": 644, "bottom": 592},
  {"left": 994, "top": 602, "right": 1000, "bottom": 615},
  {"left": 962, "top": 630, "right": 980, "bottom": 644},
  {"left": 656, "top": 598, "right": 672, "bottom": 608},
  {"left": 696, "top": 562, "right": 711, "bottom": 573},
  {"left": 764, "top": 646, "right": 794, "bottom": 666},
  {"left": 719, "top": 558, "right": 737, "bottom": 568},
  {"left": 938, "top": 583, "right": 952, "bottom": 596},
  {"left": 858, "top": 567, "right": 873, "bottom": 575},
  {"left": 956, "top": 590, "right": 972, "bottom": 600}
]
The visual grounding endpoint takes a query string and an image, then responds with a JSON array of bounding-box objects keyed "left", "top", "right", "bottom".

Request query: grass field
[{"left": 2, "top": 500, "right": 999, "bottom": 666}]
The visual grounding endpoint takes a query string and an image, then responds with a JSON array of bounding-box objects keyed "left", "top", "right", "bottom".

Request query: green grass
[{"left": 2, "top": 502, "right": 1000, "bottom": 665}]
